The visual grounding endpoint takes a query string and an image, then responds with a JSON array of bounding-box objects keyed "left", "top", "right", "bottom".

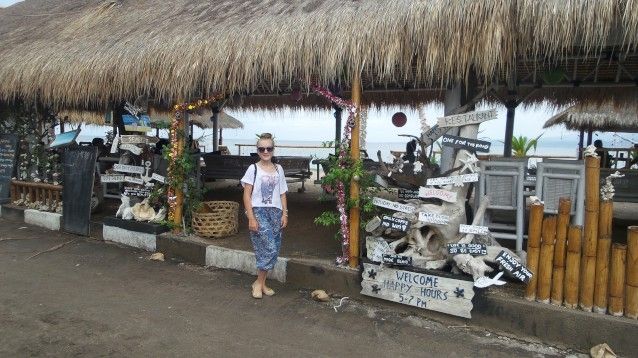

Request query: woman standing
[{"left": 241, "top": 133, "right": 288, "bottom": 298}]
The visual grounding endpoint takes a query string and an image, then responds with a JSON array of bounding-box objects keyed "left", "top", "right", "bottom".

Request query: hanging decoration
[
  {"left": 392, "top": 112, "right": 407, "bottom": 127},
  {"left": 310, "top": 84, "right": 360, "bottom": 265},
  {"left": 359, "top": 107, "right": 368, "bottom": 151}
]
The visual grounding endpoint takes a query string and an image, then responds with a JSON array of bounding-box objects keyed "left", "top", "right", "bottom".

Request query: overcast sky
[{"left": 0, "top": 0, "right": 22, "bottom": 7}]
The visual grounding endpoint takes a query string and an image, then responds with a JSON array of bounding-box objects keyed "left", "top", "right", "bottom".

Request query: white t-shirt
[{"left": 240, "top": 163, "right": 288, "bottom": 210}]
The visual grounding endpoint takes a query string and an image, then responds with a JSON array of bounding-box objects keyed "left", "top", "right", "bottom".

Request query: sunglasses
[{"left": 257, "top": 146, "right": 274, "bottom": 153}]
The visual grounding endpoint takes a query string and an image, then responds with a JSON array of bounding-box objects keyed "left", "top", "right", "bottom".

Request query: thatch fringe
[
  {"left": 0, "top": 1, "right": 637, "bottom": 108},
  {"left": 543, "top": 100, "right": 638, "bottom": 132}
]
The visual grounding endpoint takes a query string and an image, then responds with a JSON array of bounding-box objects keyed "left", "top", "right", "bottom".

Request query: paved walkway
[{"left": 0, "top": 219, "right": 580, "bottom": 357}]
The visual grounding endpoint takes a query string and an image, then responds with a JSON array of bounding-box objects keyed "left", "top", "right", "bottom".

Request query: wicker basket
[{"left": 192, "top": 201, "right": 239, "bottom": 238}]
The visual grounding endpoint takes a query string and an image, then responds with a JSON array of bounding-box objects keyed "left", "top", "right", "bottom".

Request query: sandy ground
[{"left": 0, "top": 220, "right": 581, "bottom": 357}]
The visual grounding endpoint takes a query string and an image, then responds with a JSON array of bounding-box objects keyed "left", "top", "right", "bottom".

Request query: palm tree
[{"left": 511, "top": 133, "right": 543, "bottom": 157}]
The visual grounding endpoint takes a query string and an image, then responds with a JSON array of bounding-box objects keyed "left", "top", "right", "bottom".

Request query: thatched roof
[
  {"left": 544, "top": 103, "right": 638, "bottom": 133},
  {"left": 1, "top": 0, "right": 638, "bottom": 108}
]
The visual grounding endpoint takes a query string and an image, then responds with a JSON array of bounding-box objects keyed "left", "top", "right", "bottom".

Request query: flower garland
[{"left": 311, "top": 84, "right": 358, "bottom": 265}]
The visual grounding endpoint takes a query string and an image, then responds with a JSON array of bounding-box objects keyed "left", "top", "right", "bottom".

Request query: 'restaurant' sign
[{"left": 437, "top": 109, "right": 497, "bottom": 128}]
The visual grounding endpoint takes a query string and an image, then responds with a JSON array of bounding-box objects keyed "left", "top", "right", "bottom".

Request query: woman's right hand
[{"left": 248, "top": 218, "right": 259, "bottom": 232}]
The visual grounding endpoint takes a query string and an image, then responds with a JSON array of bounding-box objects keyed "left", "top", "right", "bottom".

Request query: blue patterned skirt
[{"left": 250, "top": 207, "right": 283, "bottom": 271}]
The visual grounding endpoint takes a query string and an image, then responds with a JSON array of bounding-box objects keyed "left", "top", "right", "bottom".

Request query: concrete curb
[
  {"left": 24, "top": 209, "right": 61, "bottom": 231},
  {"left": 103, "top": 225, "right": 157, "bottom": 252}
]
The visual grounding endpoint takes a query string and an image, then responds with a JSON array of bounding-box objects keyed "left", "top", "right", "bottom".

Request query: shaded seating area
[{"left": 200, "top": 154, "right": 312, "bottom": 192}]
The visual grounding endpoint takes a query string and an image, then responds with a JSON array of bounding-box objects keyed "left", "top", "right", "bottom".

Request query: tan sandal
[
  {"left": 262, "top": 286, "right": 275, "bottom": 296},
  {"left": 252, "top": 283, "right": 262, "bottom": 299}
]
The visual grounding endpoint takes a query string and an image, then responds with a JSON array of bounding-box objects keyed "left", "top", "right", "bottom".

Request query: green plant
[
  {"left": 163, "top": 143, "right": 205, "bottom": 232},
  {"left": 511, "top": 133, "right": 543, "bottom": 158}
]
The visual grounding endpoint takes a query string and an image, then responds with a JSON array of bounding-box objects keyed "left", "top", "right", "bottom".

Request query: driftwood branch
[{"left": 26, "top": 240, "right": 76, "bottom": 260}]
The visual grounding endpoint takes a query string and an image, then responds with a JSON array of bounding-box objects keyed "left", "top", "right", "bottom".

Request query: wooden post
[
  {"left": 348, "top": 72, "right": 362, "bottom": 268},
  {"left": 608, "top": 243, "right": 627, "bottom": 316},
  {"left": 170, "top": 109, "right": 186, "bottom": 231},
  {"left": 525, "top": 203, "right": 544, "bottom": 300},
  {"left": 564, "top": 225, "right": 582, "bottom": 308},
  {"left": 537, "top": 216, "right": 557, "bottom": 303},
  {"left": 593, "top": 199, "right": 613, "bottom": 313},
  {"left": 551, "top": 198, "right": 571, "bottom": 305},
  {"left": 580, "top": 155, "right": 600, "bottom": 311},
  {"left": 626, "top": 226, "right": 638, "bottom": 319}
]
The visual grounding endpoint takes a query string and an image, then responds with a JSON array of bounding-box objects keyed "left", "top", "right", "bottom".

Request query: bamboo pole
[
  {"left": 525, "top": 203, "right": 544, "bottom": 301},
  {"left": 564, "top": 225, "right": 582, "bottom": 308},
  {"left": 593, "top": 199, "right": 613, "bottom": 313},
  {"left": 537, "top": 216, "right": 557, "bottom": 303},
  {"left": 551, "top": 198, "right": 571, "bottom": 305},
  {"left": 608, "top": 243, "right": 627, "bottom": 316},
  {"left": 626, "top": 226, "right": 638, "bottom": 319},
  {"left": 170, "top": 109, "right": 186, "bottom": 231},
  {"left": 579, "top": 155, "right": 600, "bottom": 312},
  {"left": 348, "top": 72, "right": 362, "bottom": 268}
]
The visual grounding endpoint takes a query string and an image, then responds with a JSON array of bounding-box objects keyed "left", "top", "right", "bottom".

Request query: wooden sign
[
  {"left": 398, "top": 188, "right": 420, "bottom": 200},
  {"left": 361, "top": 263, "right": 475, "bottom": 318},
  {"left": 372, "top": 197, "right": 415, "bottom": 214},
  {"left": 459, "top": 224, "right": 490, "bottom": 235},
  {"left": 426, "top": 173, "right": 479, "bottom": 186},
  {"left": 120, "top": 143, "right": 143, "bottom": 155},
  {"left": 421, "top": 124, "right": 450, "bottom": 146},
  {"left": 63, "top": 146, "right": 97, "bottom": 236},
  {"left": 113, "top": 164, "right": 145, "bottom": 175},
  {"left": 447, "top": 243, "right": 487, "bottom": 256},
  {"left": 367, "top": 237, "right": 391, "bottom": 262},
  {"left": 0, "top": 134, "right": 18, "bottom": 202},
  {"left": 418, "top": 187, "right": 457, "bottom": 203},
  {"left": 120, "top": 135, "right": 159, "bottom": 145},
  {"left": 151, "top": 173, "right": 166, "bottom": 184},
  {"left": 124, "top": 186, "right": 151, "bottom": 198},
  {"left": 100, "top": 174, "right": 125, "bottom": 183},
  {"left": 437, "top": 109, "right": 497, "bottom": 128},
  {"left": 380, "top": 215, "right": 410, "bottom": 232},
  {"left": 124, "top": 176, "right": 144, "bottom": 185},
  {"left": 441, "top": 134, "right": 491, "bottom": 153},
  {"left": 418, "top": 212, "right": 450, "bottom": 225},
  {"left": 382, "top": 254, "right": 413, "bottom": 267},
  {"left": 495, "top": 251, "right": 533, "bottom": 283}
]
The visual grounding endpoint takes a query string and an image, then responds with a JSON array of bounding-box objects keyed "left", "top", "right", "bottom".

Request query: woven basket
[{"left": 192, "top": 201, "right": 239, "bottom": 238}]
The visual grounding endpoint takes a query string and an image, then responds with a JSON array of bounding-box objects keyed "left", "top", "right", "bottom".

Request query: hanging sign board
[
  {"left": 100, "top": 174, "right": 125, "bottom": 183},
  {"left": 459, "top": 224, "right": 490, "bottom": 235},
  {"left": 421, "top": 125, "right": 450, "bottom": 146},
  {"left": 418, "top": 187, "right": 458, "bottom": 203},
  {"left": 124, "top": 186, "right": 151, "bottom": 198},
  {"left": 120, "top": 144, "right": 143, "bottom": 155},
  {"left": 361, "top": 263, "right": 475, "bottom": 318},
  {"left": 151, "top": 173, "right": 166, "bottom": 184},
  {"left": 441, "top": 135, "right": 491, "bottom": 153},
  {"left": 437, "top": 109, "right": 497, "bottom": 128},
  {"left": 380, "top": 215, "right": 410, "bottom": 232},
  {"left": 418, "top": 212, "right": 450, "bottom": 225},
  {"left": 372, "top": 197, "right": 415, "bottom": 214},
  {"left": 447, "top": 243, "right": 488, "bottom": 256},
  {"left": 398, "top": 188, "right": 420, "bottom": 200},
  {"left": 113, "top": 164, "right": 145, "bottom": 175},
  {"left": 426, "top": 173, "right": 479, "bottom": 186},
  {"left": 0, "top": 134, "right": 18, "bottom": 202},
  {"left": 495, "top": 250, "right": 533, "bottom": 283},
  {"left": 382, "top": 254, "right": 413, "bottom": 267},
  {"left": 120, "top": 135, "right": 159, "bottom": 145}
]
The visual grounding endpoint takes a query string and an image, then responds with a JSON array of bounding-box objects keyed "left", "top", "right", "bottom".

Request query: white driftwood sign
[
  {"left": 120, "top": 144, "right": 143, "bottom": 155},
  {"left": 437, "top": 109, "right": 497, "bottom": 128},
  {"left": 124, "top": 176, "right": 144, "bottom": 185},
  {"left": 372, "top": 197, "right": 415, "bottom": 214},
  {"left": 426, "top": 173, "right": 479, "bottom": 186},
  {"left": 151, "top": 173, "right": 166, "bottom": 184},
  {"left": 113, "top": 164, "right": 145, "bottom": 175},
  {"left": 421, "top": 124, "right": 450, "bottom": 146},
  {"left": 361, "top": 263, "right": 475, "bottom": 318},
  {"left": 375, "top": 175, "right": 389, "bottom": 188},
  {"left": 459, "top": 224, "right": 490, "bottom": 235},
  {"left": 397, "top": 188, "right": 420, "bottom": 200},
  {"left": 418, "top": 212, "right": 450, "bottom": 225},
  {"left": 418, "top": 187, "right": 458, "bottom": 203},
  {"left": 120, "top": 135, "right": 159, "bottom": 145},
  {"left": 100, "top": 174, "right": 125, "bottom": 183}
]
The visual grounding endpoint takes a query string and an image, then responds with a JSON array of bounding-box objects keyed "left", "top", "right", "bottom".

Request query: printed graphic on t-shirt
[{"left": 260, "top": 175, "right": 277, "bottom": 204}]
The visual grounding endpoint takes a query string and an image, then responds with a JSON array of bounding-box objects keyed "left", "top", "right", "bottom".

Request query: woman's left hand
[{"left": 281, "top": 214, "right": 288, "bottom": 229}]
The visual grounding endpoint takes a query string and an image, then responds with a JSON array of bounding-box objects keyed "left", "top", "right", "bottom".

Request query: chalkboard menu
[
  {"left": 62, "top": 146, "right": 97, "bottom": 236},
  {"left": 0, "top": 134, "right": 18, "bottom": 203}
]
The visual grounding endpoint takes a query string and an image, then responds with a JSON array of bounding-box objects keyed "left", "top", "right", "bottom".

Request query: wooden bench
[{"left": 200, "top": 154, "right": 312, "bottom": 192}]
